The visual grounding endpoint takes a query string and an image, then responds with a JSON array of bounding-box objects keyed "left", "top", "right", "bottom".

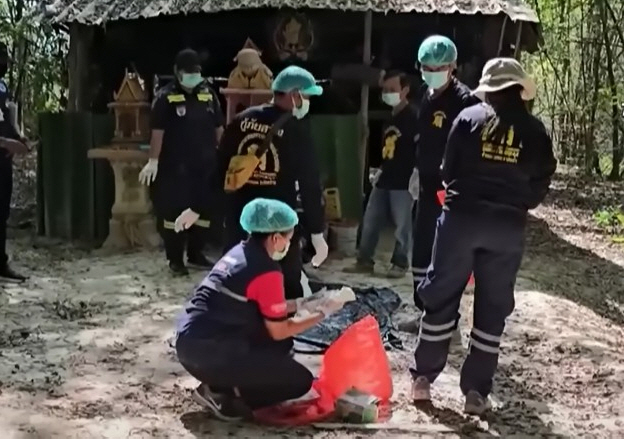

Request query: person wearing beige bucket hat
[
  {"left": 410, "top": 57, "right": 557, "bottom": 415},
  {"left": 472, "top": 57, "right": 537, "bottom": 102}
]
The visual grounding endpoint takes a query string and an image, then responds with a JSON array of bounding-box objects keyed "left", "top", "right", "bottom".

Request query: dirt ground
[{"left": 1, "top": 174, "right": 623, "bottom": 438}]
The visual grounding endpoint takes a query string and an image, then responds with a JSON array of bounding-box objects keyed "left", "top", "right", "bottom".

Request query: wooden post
[
  {"left": 358, "top": 10, "right": 373, "bottom": 204},
  {"left": 67, "top": 23, "right": 93, "bottom": 112}
]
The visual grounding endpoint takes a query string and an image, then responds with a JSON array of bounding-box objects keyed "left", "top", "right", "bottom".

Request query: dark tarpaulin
[{"left": 293, "top": 282, "right": 403, "bottom": 354}]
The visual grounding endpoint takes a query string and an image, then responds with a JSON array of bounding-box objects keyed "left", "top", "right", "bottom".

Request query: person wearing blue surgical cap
[
  {"left": 175, "top": 198, "right": 345, "bottom": 421},
  {"left": 409, "top": 36, "right": 479, "bottom": 321},
  {"left": 216, "top": 66, "right": 329, "bottom": 301}
]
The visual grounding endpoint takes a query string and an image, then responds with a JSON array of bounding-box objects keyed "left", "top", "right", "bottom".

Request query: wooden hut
[{"left": 37, "top": 0, "right": 539, "bottom": 243}]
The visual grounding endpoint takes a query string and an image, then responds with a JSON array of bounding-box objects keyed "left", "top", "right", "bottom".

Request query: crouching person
[{"left": 175, "top": 198, "right": 344, "bottom": 420}]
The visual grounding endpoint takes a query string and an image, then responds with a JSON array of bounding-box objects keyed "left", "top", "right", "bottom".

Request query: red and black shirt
[{"left": 176, "top": 239, "right": 288, "bottom": 342}]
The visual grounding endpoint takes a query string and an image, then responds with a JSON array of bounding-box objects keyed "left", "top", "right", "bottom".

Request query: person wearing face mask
[
  {"left": 216, "top": 65, "right": 328, "bottom": 300},
  {"left": 344, "top": 71, "right": 417, "bottom": 278},
  {"left": 410, "top": 58, "right": 556, "bottom": 414},
  {"left": 0, "top": 41, "right": 28, "bottom": 283},
  {"left": 411, "top": 35, "right": 479, "bottom": 311},
  {"left": 139, "top": 48, "right": 225, "bottom": 276},
  {"left": 175, "top": 198, "right": 345, "bottom": 421}
]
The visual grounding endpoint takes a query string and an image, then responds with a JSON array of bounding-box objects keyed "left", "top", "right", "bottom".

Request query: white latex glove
[
  {"left": 310, "top": 233, "right": 329, "bottom": 268},
  {"left": 295, "top": 289, "right": 328, "bottom": 313},
  {"left": 317, "top": 297, "right": 345, "bottom": 318},
  {"left": 139, "top": 158, "right": 158, "bottom": 185},
  {"left": 174, "top": 208, "right": 200, "bottom": 233},
  {"left": 369, "top": 167, "right": 382, "bottom": 186},
  {"left": 408, "top": 168, "right": 420, "bottom": 200},
  {"left": 326, "top": 287, "right": 356, "bottom": 304}
]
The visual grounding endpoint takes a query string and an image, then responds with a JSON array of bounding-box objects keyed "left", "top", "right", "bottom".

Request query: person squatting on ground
[
  {"left": 410, "top": 58, "right": 557, "bottom": 415},
  {"left": 175, "top": 198, "right": 346, "bottom": 421},
  {"left": 217, "top": 65, "right": 329, "bottom": 300},
  {"left": 139, "top": 48, "right": 225, "bottom": 276},
  {"left": 344, "top": 70, "right": 417, "bottom": 279},
  {"left": 411, "top": 35, "right": 479, "bottom": 310},
  {"left": 0, "top": 41, "right": 28, "bottom": 283}
]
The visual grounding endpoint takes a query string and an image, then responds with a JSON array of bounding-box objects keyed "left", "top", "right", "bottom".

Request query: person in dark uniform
[
  {"left": 176, "top": 198, "right": 345, "bottom": 421},
  {"left": 410, "top": 58, "right": 557, "bottom": 414},
  {"left": 139, "top": 48, "right": 224, "bottom": 276},
  {"left": 411, "top": 36, "right": 479, "bottom": 309},
  {"left": 217, "top": 66, "right": 329, "bottom": 300},
  {"left": 344, "top": 70, "right": 417, "bottom": 278},
  {"left": 0, "top": 41, "right": 28, "bottom": 282}
]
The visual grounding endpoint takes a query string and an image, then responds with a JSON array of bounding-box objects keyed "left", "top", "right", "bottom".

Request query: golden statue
[{"left": 227, "top": 39, "right": 273, "bottom": 90}]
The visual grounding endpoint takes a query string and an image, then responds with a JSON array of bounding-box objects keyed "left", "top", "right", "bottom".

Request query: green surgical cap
[
  {"left": 240, "top": 198, "right": 299, "bottom": 234},
  {"left": 272, "top": 65, "right": 323, "bottom": 96},
  {"left": 417, "top": 35, "right": 458, "bottom": 67}
]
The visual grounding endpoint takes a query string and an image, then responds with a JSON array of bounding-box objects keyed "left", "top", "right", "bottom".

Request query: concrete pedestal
[{"left": 88, "top": 147, "right": 160, "bottom": 250}]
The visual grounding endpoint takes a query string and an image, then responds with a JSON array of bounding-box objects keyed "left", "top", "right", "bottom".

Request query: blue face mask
[
  {"left": 422, "top": 70, "right": 449, "bottom": 90},
  {"left": 180, "top": 73, "right": 203, "bottom": 89}
]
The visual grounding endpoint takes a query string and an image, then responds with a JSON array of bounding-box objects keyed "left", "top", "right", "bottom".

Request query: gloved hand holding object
[
  {"left": 316, "top": 297, "right": 346, "bottom": 318},
  {"left": 139, "top": 158, "right": 158, "bottom": 185},
  {"left": 174, "top": 208, "right": 200, "bottom": 233},
  {"left": 310, "top": 233, "right": 329, "bottom": 267},
  {"left": 408, "top": 168, "right": 420, "bottom": 200},
  {"left": 369, "top": 167, "right": 382, "bottom": 186},
  {"left": 295, "top": 288, "right": 328, "bottom": 313}
]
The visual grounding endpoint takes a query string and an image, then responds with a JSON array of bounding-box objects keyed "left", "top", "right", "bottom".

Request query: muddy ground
[{"left": 1, "top": 174, "right": 623, "bottom": 438}]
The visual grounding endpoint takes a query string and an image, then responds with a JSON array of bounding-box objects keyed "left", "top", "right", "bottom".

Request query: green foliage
[
  {"left": 594, "top": 206, "right": 624, "bottom": 241},
  {"left": 525, "top": 0, "right": 624, "bottom": 180},
  {"left": 0, "top": 0, "right": 67, "bottom": 136}
]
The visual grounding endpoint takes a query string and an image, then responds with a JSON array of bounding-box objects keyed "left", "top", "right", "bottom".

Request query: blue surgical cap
[
  {"left": 417, "top": 35, "right": 458, "bottom": 67},
  {"left": 240, "top": 198, "right": 299, "bottom": 234},
  {"left": 272, "top": 65, "right": 323, "bottom": 96}
]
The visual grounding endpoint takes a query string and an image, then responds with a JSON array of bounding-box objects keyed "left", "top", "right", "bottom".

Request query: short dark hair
[
  {"left": 383, "top": 70, "right": 410, "bottom": 89},
  {"left": 175, "top": 48, "right": 200, "bottom": 72}
]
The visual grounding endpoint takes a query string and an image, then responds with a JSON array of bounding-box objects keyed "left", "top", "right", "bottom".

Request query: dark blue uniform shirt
[
  {"left": 0, "top": 78, "right": 19, "bottom": 169},
  {"left": 416, "top": 78, "right": 479, "bottom": 180},
  {"left": 377, "top": 104, "right": 418, "bottom": 190},
  {"left": 176, "top": 239, "right": 288, "bottom": 342},
  {"left": 217, "top": 104, "right": 325, "bottom": 234},
  {"left": 442, "top": 103, "right": 557, "bottom": 213}
]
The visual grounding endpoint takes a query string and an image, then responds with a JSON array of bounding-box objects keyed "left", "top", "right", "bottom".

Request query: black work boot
[
  {"left": 187, "top": 252, "right": 212, "bottom": 270},
  {"left": 0, "top": 264, "right": 27, "bottom": 283},
  {"left": 169, "top": 261, "right": 189, "bottom": 277}
]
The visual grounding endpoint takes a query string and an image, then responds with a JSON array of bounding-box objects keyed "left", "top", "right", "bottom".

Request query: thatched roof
[{"left": 43, "top": 0, "right": 538, "bottom": 25}]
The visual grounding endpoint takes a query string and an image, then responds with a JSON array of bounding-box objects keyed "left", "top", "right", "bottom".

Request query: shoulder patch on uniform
[
  {"left": 197, "top": 93, "right": 213, "bottom": 102},
  {"left": 0, "top": 82, "right": 6, "bottom": 93},
  {"left": 167, "top": 94, "right": 185, "bottom": 103}
]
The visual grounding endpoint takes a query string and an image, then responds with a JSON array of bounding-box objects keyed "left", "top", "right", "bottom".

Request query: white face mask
[
  {"left": 271, "top": 240, "right": 291, "bottom": 261},
  {"left": 422, "top": 70, "right": 450, "bottom": 90},
  {"left": 292, "top": 95, "right": 310, "bottom": 119},
  {"left": 382, "top": 92, "right": 401, "bottom": 107}
]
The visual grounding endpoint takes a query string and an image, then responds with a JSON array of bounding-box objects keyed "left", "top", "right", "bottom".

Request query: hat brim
[
  {"left": 301, "top": 85, "right": 323, "bottom": 96},
  {"left": 472, "top": 77, "right": 536, "bottom": 101}
]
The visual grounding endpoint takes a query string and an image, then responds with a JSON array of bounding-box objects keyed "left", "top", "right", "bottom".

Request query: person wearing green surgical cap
[
  {"left": 217, "top": 65, "right": 329, "bottom": 301},
  {"left": 409, "top": 35, "right": 479, "bottom": 309},
  {"left": 175, "top": 198, "right": 345, "bottom": 421},
  {"left": 139, "top": 48, "right": 225, "bottom": 276}
]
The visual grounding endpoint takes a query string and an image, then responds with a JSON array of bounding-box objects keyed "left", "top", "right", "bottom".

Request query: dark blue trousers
[
  {"left": 412, "top": 175, "right": 442, "bottom": 309},
  {"left": 410, "top": 206, "right": 525, "bottom": 397}
]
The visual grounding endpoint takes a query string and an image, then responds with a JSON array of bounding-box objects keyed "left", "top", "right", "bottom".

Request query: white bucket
[{"left": 329, "top": 221, "right": 358, "bottom": 257}]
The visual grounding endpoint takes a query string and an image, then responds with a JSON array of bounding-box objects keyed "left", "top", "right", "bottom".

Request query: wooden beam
[
  {"left": 358, "top": 10, "right": 373, "bottom": 203},
  {"left": 67, "top": 23, "right": 93, "bottom": 112}
]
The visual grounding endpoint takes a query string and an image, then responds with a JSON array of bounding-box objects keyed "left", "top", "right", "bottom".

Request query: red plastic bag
[
  {"left": 436, "top": 190, "right": 475, "bottom": 287},
  {"left": 254, "top": 316, "right": 393, "bottom": 426},
  {"left": 317, "top": 315, "right": 393, "bottom": 402},
  {"left": 253, "top": 380, "right": 334, "bottom": 426}
]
